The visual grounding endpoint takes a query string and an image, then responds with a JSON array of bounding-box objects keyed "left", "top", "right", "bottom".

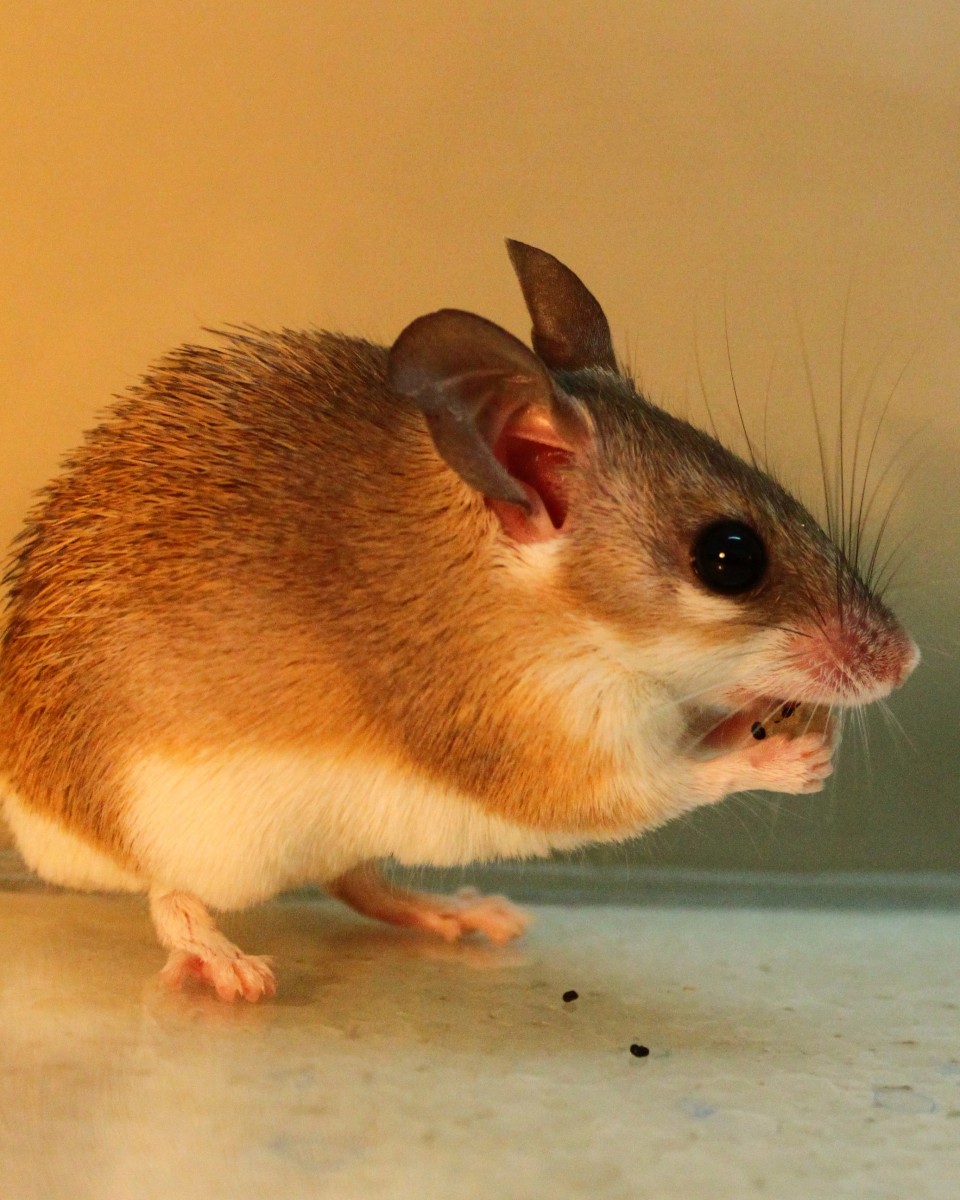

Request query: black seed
[
  {"left": 562, "top": 990, "right": 579, "bottom": 1003},
  {"left": 751, "top": 722, "right": 766, "bottom": 740},
  {"left": 629, "top": 1043, "right": 650, "bottom": 1058}
]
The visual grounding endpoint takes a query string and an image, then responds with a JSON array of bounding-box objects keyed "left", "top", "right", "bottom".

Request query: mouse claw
[{"left": 160, "top": 948, "right": 277, "bottom": 1003}]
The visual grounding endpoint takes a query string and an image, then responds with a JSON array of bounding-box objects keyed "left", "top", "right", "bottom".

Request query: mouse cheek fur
[
  {"left": 618, "top": 626, "right": 838, "bottom": 809},
  {"left": 535, "top": 616, "right": 788, "bottom": 822}
]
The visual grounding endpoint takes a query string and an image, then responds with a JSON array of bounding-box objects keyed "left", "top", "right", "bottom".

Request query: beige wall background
[{"left": 0, "top": 1, "right": 957, "bottom": 870}]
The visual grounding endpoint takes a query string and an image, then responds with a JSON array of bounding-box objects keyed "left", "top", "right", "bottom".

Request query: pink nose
[
  {"left": 897, "top": 637, "right": 921, "bottom": 685},
  {"left": 801, "top": 617, "right": 919, "bottom": 702},
  {"left": 851, "top": 625, "right": 919, "bottom": 692}
]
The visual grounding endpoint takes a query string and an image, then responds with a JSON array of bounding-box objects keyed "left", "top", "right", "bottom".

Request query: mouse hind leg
[
  {"left": 149, "top": 887, "right": 276, "bottom": 1002},
  {"left": 327, "top": 862, "right": 530, "bottom": 945}
]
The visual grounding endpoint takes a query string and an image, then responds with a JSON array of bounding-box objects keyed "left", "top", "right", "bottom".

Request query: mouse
[{"left": 0, "top": 240, "right": 919, "bottom": 1001}]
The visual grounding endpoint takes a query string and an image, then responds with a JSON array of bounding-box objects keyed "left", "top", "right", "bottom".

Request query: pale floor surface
[{"left": 2, "top": 892, "right": 958, "bottom": 1200}]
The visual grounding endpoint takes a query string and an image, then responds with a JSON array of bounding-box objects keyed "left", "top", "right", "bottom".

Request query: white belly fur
[
  {"left": 117, "top": 749, "right": 591, "bottom": 910},
  {"left": 3, "top": 791, "right": 146, "bottom": 893}
]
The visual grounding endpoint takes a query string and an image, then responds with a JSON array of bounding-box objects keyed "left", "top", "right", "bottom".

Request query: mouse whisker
[
  {"left": 874, "top": 697, "right": 915, "bottom": 754},
  {"left": 723, "top": 300, "right": 759, "bottom": 470},
  {"left": 651, "top": 678, "right": 742, "bottom": 716},
  {"left": 794, "top": 301, "right": 837, "bottom": 545},
  {"left": 737, "top": 620, "right": 814, "bottom": 640},
  {"left": 857, "top": 704, "right": 875, "bottom": 784},
  {"left": 859, "top": 435, "right": 926, "bottom": 589},
  {"left": 761, "top": 348, "right": 778, "bottom": 476},
  {"left": 844, "top": 332, "right": 905, "bottom": 568},
  {"left": 850, "top": 345, "right": 921, "bottom": 576},
  {"left": 693, "top": 320, "right": 722, "bottom": 444},
  {"left": 836, "top": 268, "right": 856, "bottom": 564}
]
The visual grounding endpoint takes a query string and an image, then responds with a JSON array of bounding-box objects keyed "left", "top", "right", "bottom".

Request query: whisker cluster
[
  {"left": 689, "top": 296, "right": 920, "bottom": 767},
  {"left": 807, "top": 316, "right": 921, "bottom": 601}
]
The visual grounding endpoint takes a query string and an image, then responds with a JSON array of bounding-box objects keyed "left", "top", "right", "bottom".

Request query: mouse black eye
[{"left": 692, "top": 520, "right": 767, "bottom": 595}]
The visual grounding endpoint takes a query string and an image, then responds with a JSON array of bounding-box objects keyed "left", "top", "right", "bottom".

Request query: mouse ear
[
  {"left": 506, "top": 240, "right": 617, "bottom": 374},
  {"left": 387, "top": 308, "right": 592, "bottom": 543}
]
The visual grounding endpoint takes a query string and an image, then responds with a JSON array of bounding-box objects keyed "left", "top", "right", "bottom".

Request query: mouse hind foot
[
  {"left": 327, "top": 862, "right": 530, "bottom": 945},
  {"left": 149, "top": 887, "right": 276, "bottom": 1002}
]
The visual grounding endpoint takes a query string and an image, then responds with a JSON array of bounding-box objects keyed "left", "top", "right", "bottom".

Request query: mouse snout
[
  {"left": 895, "top": 635, "right": 921, "bottom": 685},
  {"left": 795, "top": 613, "right": 919, "bottom": 704}
]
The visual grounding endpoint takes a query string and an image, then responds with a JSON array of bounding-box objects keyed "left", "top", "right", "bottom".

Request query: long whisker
[
  {"left": 793, "top": 299, "right": 836, "bottom": 544},
  {"left": 693, "top": 314, "right": 721, "bottom": 443},
  {"left": 853, "top": 705, "right": 873, "bottom": 786},
  {"left": 871, "top": 520, "right": 919, "bottom": 599},
  {"left": 762, "top": 350, "right": 778, "bottom": 473},
  {"left": 851, "top": 346, "right": 920, "bottom": 570},
  {"left": 646, "top": 678, "right": 745, "bottom": 718},
  {"left": 919, "top": 643, "right": 959, "bottom": 661},
  {"left": 734, "top": 619, "right": 814, "bottom": 639},
  {"left": 724, "top": 301, "right": 758, "bottom": 468},
  {"left": 716, "top": 796, "right": 767, "bottom": 854},
  {"left": 846, "top": 345, "right": 896, "bottom": 566},
  {"left": 792, "top": 570, "right": 831, "bottom": 631},
  {"left": 837, "top": 270, "right": 856, "bottom": 561},
  {"left": 875, "top": 698, "right": 915, "bottom": 753},
  {"left": 861, "top": 443, "right": 926, "bottom": 587}
]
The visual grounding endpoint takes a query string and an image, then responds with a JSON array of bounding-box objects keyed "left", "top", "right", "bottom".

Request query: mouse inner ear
[
  {"left": 505, "top": 240, "right": 617, "bottom": 374},
  {"left": 387, "top": 308, "right": 592, "bottom": 544}
]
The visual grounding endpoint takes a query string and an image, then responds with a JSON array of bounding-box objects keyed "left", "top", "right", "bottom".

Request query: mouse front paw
[
  {"left": 746, "top": 731, "right": 835, "bottom": 794},
  {"left": 695, "top": 731, "right": 834, "bottom": 800}
]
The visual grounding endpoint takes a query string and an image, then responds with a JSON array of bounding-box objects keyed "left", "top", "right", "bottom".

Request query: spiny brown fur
[
  {"left": 0, "top": 320, "right": 906, "bottom": 872},
  {"left": 0, "top": 331, "right": 655, "bottom": 867}
]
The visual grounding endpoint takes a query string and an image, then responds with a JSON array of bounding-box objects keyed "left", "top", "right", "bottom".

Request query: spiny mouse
[{"left": 0, "top": 241, "right": 918, "bottom": 1000}]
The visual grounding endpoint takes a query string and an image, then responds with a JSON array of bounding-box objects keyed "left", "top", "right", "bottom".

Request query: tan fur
[
  {"left": 0, "top": 333, "right": 672, "bottom": 879},
  {"left": 0, "top": 249, "right": 917, "bottom": 975},
  {"left": 0, "top": 320, "right": 916, "bottom": 867}
]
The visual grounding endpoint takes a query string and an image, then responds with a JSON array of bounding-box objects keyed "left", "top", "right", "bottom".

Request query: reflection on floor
[{"left": 2, "top": 889, "right": 958, "bottom": 1200}]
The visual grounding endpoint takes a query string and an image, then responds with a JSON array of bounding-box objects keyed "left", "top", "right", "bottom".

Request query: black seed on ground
[
  {"left": 562, "top": 990, "right": 579, "bottom": 1003},
  {"left": 629, "top": 1044, "right": 650, "bottom": 1058}
]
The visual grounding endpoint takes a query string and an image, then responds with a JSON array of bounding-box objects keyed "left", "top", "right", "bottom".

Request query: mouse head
[{"left": 387, "top": 241, "right": 918, "bottom": 714}]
